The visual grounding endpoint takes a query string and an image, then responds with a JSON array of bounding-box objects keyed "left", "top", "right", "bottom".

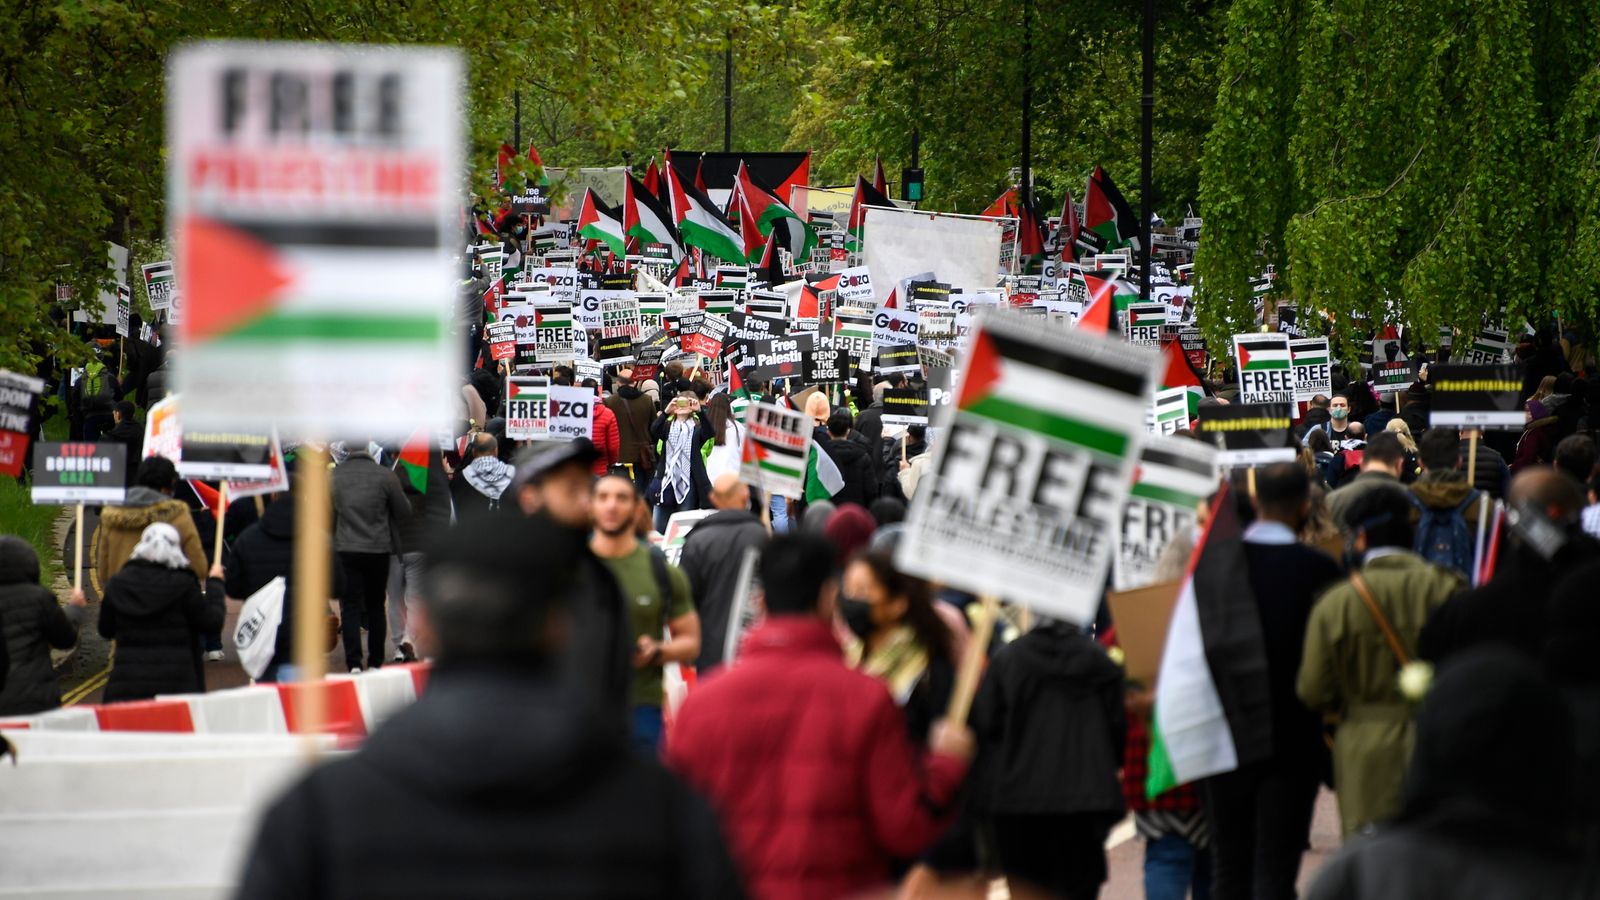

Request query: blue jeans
[
  {"left": 631, "top": 705, "right": 663, "bottom": 757},
  {"left": 1145, "top": 833, "right": 1212, "bottom": 900},
  {"left": 769, "top": 492, "right": 789, "bottom": 533}
]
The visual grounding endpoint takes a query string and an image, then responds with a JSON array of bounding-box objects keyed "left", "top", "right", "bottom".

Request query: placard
[
  {"left": 1232, "top": 333, "right": 1295, "bottom": 404},
  {"left": 745, "top": 334, "right": 812, "bottom": 383},
  {"left": 1370, "top": 337, "right": 1410, "bottom": 395},
  {"left": 177, "top": 429, "right": 273, "bottom": 479},
  {"left": 803, "top": 347, "right": 848, "bottom": 386},
  {"left": 505, "top": 376, "right": 549, "bottom": 440},
  {"left": 1114, "top": 436, "right": 1217, "bottom": 590},
  {"left": 1429, "top": 364, "right": 1523, "bottom": 429},
  {"left": 32, "top": 442, "right": 127, "bottom": 504},
  {"left": 1123, "top": 302, "right": 1166, "bottom": 346},
  {"left": 1289, "top": 337, "right": 1332, "bottom": 401},
  {"left": 1195, "top": 402, "right": 1297, "bottom": 467},
  {"left": 0, "top": 370, "right": 44, "bottom": 478},
  {"left": 739, "top": 402, "right": 812, "bottom": 499},
  {"left": 547, "top": 384, "right": 595, "bottom": 441},
  {"left": 881, "top": 386, "right": 929, "bottom": 425}
]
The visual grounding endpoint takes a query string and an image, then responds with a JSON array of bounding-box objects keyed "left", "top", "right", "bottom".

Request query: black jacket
[
  {"left": 235, "top": 663, "right": 745, "bottom": 900},
  {"left": 0, "top": 537, "right": 78, "bottom": 715},
  {"left": 99, "top": 560, "right": 224, "bottom": 703},
  {"left": 104, "top": 418, "right": 143, "bottom": 483},
  {"left": 678, "top": 510, "right": 768, "bottom": 671},
  {"left": 1243, "top": 540, "right": 1342, "bottom": 764},
  {"left": 1460, "top": 441, "right": 1510, "bottom": 500},
  {"left": 970, "top": 623, "right": 1126, "bottom": 817},
  {"left": 396, "top": 445, "right": 452, "bottom": 554},
  {"left": 1420, "top": 535, "right": 1600, "bottom": 665},
  {"left": 225, "top": 494, "right": 346, "bottom": 680},
  {"left": 650, "top": 411, "right": 714, "bottom": 507},
  {"left": 822, "top": 436, "right": 878, "bottom": 507}
]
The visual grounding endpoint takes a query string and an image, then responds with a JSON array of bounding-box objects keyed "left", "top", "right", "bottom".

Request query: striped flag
[
  {"left": 1159, "top": 340, "right": 1205, "bottom": 430},
  {"left": 624, "top": 173, "right": 685, "bottom": 262},
  {"left": 1114, "top": 435, "right": 1218, "bottom": 589},
  {"left": 1148, "top": 481, "right": 1274, "bottom": 797},
  {"left": 577, "top": 188, "right": 627, "bottom": 259},
  {"left": 397, "top": 428, "right": 430, "bottom": 493}
]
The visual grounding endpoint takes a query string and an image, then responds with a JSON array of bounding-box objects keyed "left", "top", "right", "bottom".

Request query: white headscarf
[{"left": 130, "top": 522, "right": 190, "bottom": 571}]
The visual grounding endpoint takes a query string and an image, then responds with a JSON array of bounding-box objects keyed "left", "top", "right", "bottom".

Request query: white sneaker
[
  {"left": 349, "top": 667, "right": 363, "bottom": 674},
  {"left": 204, "top": 650, "right": 225, "bottom": 662}
]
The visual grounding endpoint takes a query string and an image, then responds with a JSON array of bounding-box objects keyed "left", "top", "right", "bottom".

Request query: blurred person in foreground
[
  {"left": 235, "top": 513, "right": 743, "bottom": 900},
  {"left": 678, "top": 472, "right": 768, "bottom": 673},
  {"left": 666, "top": 534, "right": 975, "bottom": 900},
  {"left": 1305, "top": 648, "right": 1586, "bottom": 900}
]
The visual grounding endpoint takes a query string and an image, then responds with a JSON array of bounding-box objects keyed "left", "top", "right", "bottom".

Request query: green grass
[{"left": 0, "top": 476, "right": 65, "bottom": 588}]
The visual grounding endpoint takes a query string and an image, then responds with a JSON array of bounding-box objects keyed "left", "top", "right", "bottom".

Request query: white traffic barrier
[
  {"left": 0, "top": 731, "right": 335, "bottom": 898},
  {"left": 329, "top": 668, "right": 415, "bottom": 732},
  {"left": 27, "top": 707, "right": 99, "bottom": 731},
  {"left": 157, "top": 685, "right": 289, "bottom": 735}
]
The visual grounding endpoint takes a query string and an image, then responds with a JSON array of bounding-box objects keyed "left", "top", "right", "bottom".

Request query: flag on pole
[
  {"left": 1147, "top": 481, "right": 1274, "bottom": 797},
  {"left": 1160, "top": 339, "right": 1205, "bottom": 428},
  {"left": 624, "top": 173, "right": 685, "bottom": 262},
  {"left": 1017, "top": 195, "right": 1048, "bottom": 270},
  {"left": 673, "top": 170, "right": 746, "bottom": 263},
  {"left": 577, "top": 188, "right": 627, "bottom": 259},
  {"left": 981, "top": 188, "right": 1018, "bottom": 219},
  {"left": 1059, "top": 190, "right": 1080, "bottom": 263},
  {"left": 734, "top": 162, "right": 816, "bottom": 260},
  {"left": 805, "top": 444, "right": 845, "bottom": 502},
  {"left": 873, "top": 156, "right": 888, "bottom": 195},
  {"left": 847, "top": 175, "right": 896, "bottom": 252},
  {"left": 643, "top": 157, "right": 661, "bottom": 196},
  {"left": 397, "top": 429, "right": 430, "bottom": 493},
  {"left": 1084, "top": 165, "right": 1140, "bottom": 252}
]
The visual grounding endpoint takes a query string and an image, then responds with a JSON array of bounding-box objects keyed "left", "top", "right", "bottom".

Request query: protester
[
  {"left": 98, "top": 523, "right": 225, "bottom": 702},
  {"left": 1544, "top": 557, "right": 1600, "bottom": 855},
  {"left": 678, "top": 472, "right": 768, "bottom": 672},
  {"left": 824, "top": 503, "right": 878, "bottom": 568},
  {"left": 0, "top": 536, "right": 86, "bottom": 715},
  {"left": 1420, "top": 468, "right": 1599, "bottom": 664},
  {"left": 331, "top": 443, "right": 411, "bottom": 673},
  {"left": 1382, "top": 417, "right": 1419, "bottom": 482},
  {"left": 1302, "top": 392, "right": 1353, "bottom": 447},
  {"left": 511, "top": 439, "right": 632, "bottom": 721},
  {"left": 1205, "top": 463, "right": 1341, "bottom": 898},
  {"left": 76, "top": 348, "right": 119, "bottom": 441},
  {"left": 1298, "top": 488, "right": 1465, "bottom": 836},
  {"left": 666, "top": 534, "right": 975, "bottom": 900},
  {"left": 1300, "top": 394, "right": 1331, "bottom": 436},
  {"left": 583, "top": 377, "right": 621, "bottom": 476},
  {"left": 970, "top": 616, "right": 1126, "bottom": 899},
  {"left": 821, "top": 409, "right": 879, "bottom": 508},
  {"left": 93, "top": 456, "right": 208, "bottom": 586},
  {"left": 603, "top": 365, "right": 658, "bottom": 495},
  {"left": 105, "top": 401, "right": 143, "bottom": 482},
  {"left": 1512, "top": 395, "right": 1560, "bottom": 471},
  {"left": 450, "top": 432, "right": 515, "bottom": 516},
  {"left": 589, "top": 474, "right": 700, "bottom": 754},
  {"left": 1326, "top": 431, "right": 1408, "bottom": 529},
  {"left": 1407, "top": 428, "right": 1484, "bottom": 579},
  {"left": 236, "top": 513, "right": 743, "bottom": 900},
  {"left": 1458, "top": 428, "right": 1511, "bottom": 500},
  {"left": 841, "top": 548, "right": 956, "bottom": 744},
  {"left": 702, "top": 392, "right": 745, "bottom": 481},
  {"left": 225, "top": 487, "right": 346, "bottom": 683},
  {"left": 390, "top": 442, "right": 449, "bottom": 664},
  {"left": 1553, "top": 433, "right": 1596, "bottom": 486},
  {"left": 1304, "top": 649, "right": 1585, "bottom": 900},
  {"left": 650, "top": 390, "right": 715, "bottom": 528}
]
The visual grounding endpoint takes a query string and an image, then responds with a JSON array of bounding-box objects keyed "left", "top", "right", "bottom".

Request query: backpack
[{"left": 1408, "top": 489, "right": 1480, "bottom": 577}]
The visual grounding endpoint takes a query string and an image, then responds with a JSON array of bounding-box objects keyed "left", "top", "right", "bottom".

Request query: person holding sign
[
  {"left": 666, "top": 535, "right": 975, "bottom": 900},
  {"left": 650, "top": 392, "right": 714, "bottom": 530}
]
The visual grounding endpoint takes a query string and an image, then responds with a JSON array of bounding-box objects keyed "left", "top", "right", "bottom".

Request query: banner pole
[
  {"left": 1467, "top": 428, "right": 1479, "bottom": 487},
  {"left": 74, "top": 503, "right": 84, "bottom": 594},
  {"left": 944, "top": 594, "right": 1000, "bottom": 727},
  {"left": 213, "top": 483, "right": 229, "bottom": 569},
  {"left": 292, "top": 446, "right": 331, "bottom": 748},
  {"left": 1246, "top": 465, "right": 1257, "bottom": 500}
]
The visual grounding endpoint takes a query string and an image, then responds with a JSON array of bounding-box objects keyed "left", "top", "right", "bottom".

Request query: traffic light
[{"left": 901, "top": 167, "right": 924, "bottom": 202}]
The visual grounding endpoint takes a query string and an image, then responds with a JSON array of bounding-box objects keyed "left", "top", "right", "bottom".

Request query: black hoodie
[
  {"left": 235, "top": 663, "right": 745, "bottom": 900},
  {"left": 0, "top": 536, "right": 79, "bottom": 715},
  {"left": 98, "top": 558, "right": 224, "bottom": 703},
  {"left": 822, "top": 435, "right": 878, "bottom": 507}
]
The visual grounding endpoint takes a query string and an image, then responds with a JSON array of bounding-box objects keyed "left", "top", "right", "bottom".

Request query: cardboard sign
[
  {"left": 505, "top": 376, "right": 550, "bottom": 440},
  {"left": 803, "top": 346, "right": 848, "bottom": 385},
  {"left": 594, "top": 332, "right": 636, "bottom": 363},
  {"left": 739, "top": 402, "right": 812, "bottom": 499},
  {"left": 534, "top": 304, "right": 579, "bottom": 364},
  {"left": 224, "top": 428, "right": 290, "bottom": 499},
  {"left": 1289, "top": 337, "right": 1332, "bottom": 402},
  {"left": 881, "top": 386, "right": 929, "bottom": 425},
  {"left": 908, "top": 280, "right": 952, "bottom": 306},
  {"left": 875, "top": 343, "right": 920, "bottom": 375},
  {"left": 1370, "top": 337, "right": 1410, "bottom": 395},
  {"left": 524, "top": 267, "right": 581, "bottom": 303},
  {"left": 32, "top": 442, "right": 127, "bottom": 504},
  {"left": 1233, "top": 333, "right": 1295, "bottom": 405},
  {"left": 1114, "top": 436, "right": 1217, "bottom": 590},
  {"left": 547, "top": 385, "right": 595, "bottom": 441},
  {"left": 600, "top": 295, "right": 641, "bottom": 342},
  {"left": 114, "top": 284, "right": 132, "bottom": 338},
  {"left": 177, "top": 429, "right": 273, "bottom": 480},
  {"left": 916, "top": 309, "right": 956, "bottom": 347},
  {"left": 896, "top": 309, "right": 1162, "bottom": 625},
  {"left": 1195, "top": 402, "right": 1298, "bottom": 467},
  {"left": 169, "top": 42, "right": 462, "bottom": 436},
  {"left": 0, "top": 369, "right": 44, "bottom": 478},
  {"left": 486, "top": 322, "right": 517, "bottom": 362},
  {"left": 745, "top": 334, "right": 812, "bottom": 383},
  {"left": 1455, "top": 328, "right": 1511, "bottom": 365},
  {"left": 1429, "top": 364, "right": 1523, "bottom": 429},
  {"left": 141, "top": 261, "right": 175, "bottom": 311},
  {"left": 682, "top": 314, "right": 731, "bottom": 359},
  {"left": 574, "top": 289, "right": 625, "bottom": 330},
  {"left": 1104, "top": 580, "right": 1182, "bottom": 688},
  {"left": 874, "top": 307, "right": 919, "bottom": 347},
  {"left": 835, "top": 266, "right": 874, "bottom": 304},
  {"left": 1122, "top": 302, "right": 1166, "bottom": 346}
]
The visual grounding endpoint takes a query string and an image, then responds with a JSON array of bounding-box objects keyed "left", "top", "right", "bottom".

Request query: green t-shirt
[{"left": 599, "top": 542, "right": 694, "bottom": 707}]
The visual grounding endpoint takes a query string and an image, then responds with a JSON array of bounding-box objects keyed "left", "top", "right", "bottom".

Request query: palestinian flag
[
  {"left": 958, "top": 325, "right": 1150, "bottom": 462},
  {"left": 1147, "top": 481, "right": 1274, "bottom": 797},
  {"left": 1058, "top": 190, "right": 1080, "bottom": 263},
  {"left": 734, "top": 162, "right": 816, "bottom": 260},
  {"left": 726, "top": 361, "right": 753, "bottom": 419},
  {"left": 873, "top": 156, "right": 888, "bottom": 195},
  {"left": 1160, "top": 340, "right": 1205, "bottom": 428},
  {"left": 675, "top": 173, "right": 746, "bottom": 263},
  {"left": 1017, "top": 196, "right": 1048, "bottom": 270},
  {"left": 1127, "top": 305, "right": 1166, "bottom": 328},
  {"left": 536, "top": 306, "right": 573, "bottom": 332},
  {"left": 397, "top": 429, "right": 430, "bottom": 493},
  {"left": 1073, "top": 273, "right": 1121, "bottom": 334},
  {"left": 577, "top": 188, "right": 627, "bottom": 259},
  {"left": 981, "top": 188, "right": 1018, "bottom": 219},
  {"left": 188, "top": 480, "right": 224, "bottom": 519},
  {"left": 847, "top": 175, "right": 896, "bottom": 251},
  {"left": 1234, "top": 334, "right": 1292, "bottom": 372},
  {"left": 804, "top": 444, "right": 845, "bottom": 502},
  {"left": 643, "top": 157, "right": 661, "bottom": 196},
  {"left": 624, "top": 173, "right": 685, "bottom": 261},
  {"left": 1083, "top": 165, "right": 1140, "bottom": 252}
]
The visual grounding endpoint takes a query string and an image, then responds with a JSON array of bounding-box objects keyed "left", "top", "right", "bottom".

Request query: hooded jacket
[
  {"left": 591, "top": 401, "right": 621, "bottom": 475},
  {"left": 0, "top": 537, "right": 80, "bottom": 715},
  {"left": 677, "top": 509, "right": 768, "bottom": 671},
  {"left": 449, "top": 455, "right": 516, "bottom": 518},
  {"left": 225, "top": 494, "right": 347, "bottom": 680},
  {"left": 1420, "top": 534, "right": 1600, "bottom": 665},
  {"left": 605, "top": 385, "right": 658, "bottom": 473},
  {"left": 396, "top": 445, "right": 451, "bottom": 555},
  {"left": 98, "top": 560, "right": 224, "bottom": 703},
  {"left": 822, "top": 435, "right": 878, "bottom": 507},
  {"left": 236, "top": 663, "right": 743, "bottom": 900},
  {"left": 1408, "top": 469, "right": 1484, "bottom": 532},
  {"left": 330, "top": 450, "right": 410, "bottom": 554},
  {"left": 970, "top": 622, "right": 1126, "bottom": 817},
  {"left": 94, "top": 486, "right": 209, "bottom": 586}
]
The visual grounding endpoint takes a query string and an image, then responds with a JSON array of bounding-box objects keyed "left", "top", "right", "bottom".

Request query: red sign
[
  {"left": 491, "top": 340, "right": 516, "bottom": 362},
  {"left": 0, "top": 430, "right": 27, "bottom": 477}
]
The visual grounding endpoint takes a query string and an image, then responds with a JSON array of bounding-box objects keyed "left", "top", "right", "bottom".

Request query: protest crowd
[{"left": 3, "top": 54, "right": 1600, "bottom": 900}]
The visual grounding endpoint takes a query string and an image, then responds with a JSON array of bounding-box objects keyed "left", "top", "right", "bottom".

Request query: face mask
[
  {"left": 839, "top": 598, "right": 874, "bottom": 641},
  {"left": 514, "top": 225, "right": 528, "bottom": 237},
  {"left": 1330, "top": 407, "right": 1349, "bottom": 420}
]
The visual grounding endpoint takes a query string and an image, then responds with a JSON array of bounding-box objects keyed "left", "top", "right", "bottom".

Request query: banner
[
  {"left": 141, "top": 261, "right": 175, "bottom": 312},
  {"left": 505, "top": 377, "right": 550, "bottom": 440},
  {"left": 1123, "top": 302, "right": 1166, "bottom": 346},
  {"left": 881, "top": 386, "right": 929, "bottom": 426},
  {"left": 1289, "top": 337, "right": 1332, "bottom": 402},
  {"left": 1232, "top": 333, "right": 1295, "bottom": 405},
  {"left": 177, "top": 430, "right": 273, "bottom": 480},
  {"left": 1196, "top": 402, "right": 1297, "bottom": 467},
  {"left": 862, "top": 206, "right": 1006, "bottom": 306},
  {"left": 739, "top": 402, "right": 812, "bottom": 499},
  {"left": 897, "top": 309, "right": 1161, "bottom": 624},
  {"left": 547, "top": 385, "right": 595, "bottom": 441},
  {"left": 1370, "top": 337, "right": 1410, "bottom": 395},
  {"left": 0, "top": 369, "right": 44, "bottom": 477},
  {"left": 1429, "top": 364, "right": 1523, "bottom": 429},
  {"left": 224, "top": 428, "right": 290, "bottom": 500},
  {"left": 1114, "top": 436, "right": 1218, "bottom": 590},
  {"left": 32, "top": 442, "right": 127, "bottom": 504}
]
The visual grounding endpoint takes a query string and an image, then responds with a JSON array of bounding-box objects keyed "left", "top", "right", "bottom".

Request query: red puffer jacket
[
  {"left": 591, "top": 401, "right": 620, "bottom": 475},
  {"left": 666, "top": 616, "right": 969, "bottom": 900}
]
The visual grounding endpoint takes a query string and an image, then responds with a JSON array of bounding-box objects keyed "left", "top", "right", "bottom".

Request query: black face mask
[{"left": 839, "top": 598, "right": 874, "bottom": 641}]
